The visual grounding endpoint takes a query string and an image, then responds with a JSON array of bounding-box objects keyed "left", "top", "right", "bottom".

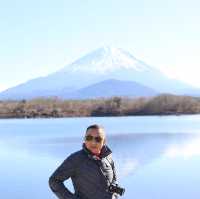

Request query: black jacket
[{"left": 49, "top": 143, "right": 118, "bottom": 199}]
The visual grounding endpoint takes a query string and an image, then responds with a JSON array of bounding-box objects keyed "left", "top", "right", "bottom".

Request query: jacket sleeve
[
  {"left": 107, "top": 155, "right": 118, "bottom": 185},
  {"left": 48, "top": 154, "right": 79, "bottom": 199},
  {"left": 111, "top": 159, "right": 118, "bottom": 185}
]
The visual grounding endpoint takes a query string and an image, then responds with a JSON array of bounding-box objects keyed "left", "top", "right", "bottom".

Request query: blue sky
[{"left": 1, "top": 0, "right": 200, "bottom": 91}]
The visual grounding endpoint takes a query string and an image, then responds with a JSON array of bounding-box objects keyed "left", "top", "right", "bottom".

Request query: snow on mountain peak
[{"left": 61, "top": 46, "right": 151, "bottom": 74}]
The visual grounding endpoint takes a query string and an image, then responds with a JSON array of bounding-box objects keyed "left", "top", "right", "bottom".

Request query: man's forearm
[{"left": 49, "top": 176, "right": 77, "bottom": 199}]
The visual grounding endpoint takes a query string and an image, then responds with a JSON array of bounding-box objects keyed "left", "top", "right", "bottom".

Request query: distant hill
[{"left": 60, "top": 79, "right": 158, "bottom": 99}]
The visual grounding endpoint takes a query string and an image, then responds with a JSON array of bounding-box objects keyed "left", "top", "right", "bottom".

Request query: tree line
[{"left": 1, "top": 94, "right": 200, "bottom": 118}]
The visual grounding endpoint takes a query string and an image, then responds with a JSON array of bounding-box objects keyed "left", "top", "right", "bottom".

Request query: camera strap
[{"left": 85, "top": 150, "right": 116, "bottom": 185}]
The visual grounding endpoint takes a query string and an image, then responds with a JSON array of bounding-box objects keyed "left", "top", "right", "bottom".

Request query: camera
[{"left": 108, "top": 183, "right": 125, "bottom": 196}]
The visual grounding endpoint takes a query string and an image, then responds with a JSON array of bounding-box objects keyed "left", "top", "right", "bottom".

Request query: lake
[{"left": 1, "top": 115, "right": 200, "bottom": 199}]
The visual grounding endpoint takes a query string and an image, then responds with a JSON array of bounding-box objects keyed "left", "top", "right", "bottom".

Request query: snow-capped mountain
[
  {"left": 0, "top": 46, "right": 195, "bottom": 100},
  {"left": 60, "top": 46, "right": 150, "bottom": 74}
]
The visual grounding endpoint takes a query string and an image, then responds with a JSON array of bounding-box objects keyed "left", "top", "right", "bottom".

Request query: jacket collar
[{"left": 82, "top": 143, "right": 112, "bottom": 160}]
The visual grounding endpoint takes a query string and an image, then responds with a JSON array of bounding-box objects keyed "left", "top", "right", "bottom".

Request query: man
[{"left": 48, "top": 124, "right": 124, "bottom": 199}]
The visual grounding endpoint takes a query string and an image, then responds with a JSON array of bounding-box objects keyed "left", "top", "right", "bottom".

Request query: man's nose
[{"left": 91, "top": 139, "right": 97, "bottom": 144}]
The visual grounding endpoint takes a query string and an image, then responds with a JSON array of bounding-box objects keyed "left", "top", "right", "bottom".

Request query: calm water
[{"left": 1, "top": 115, "right": 200, "bottom": 199}]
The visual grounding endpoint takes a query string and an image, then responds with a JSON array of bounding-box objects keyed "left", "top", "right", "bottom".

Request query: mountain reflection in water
[{"left": 1, "top": 132, "right": 200, "bottom": 199}]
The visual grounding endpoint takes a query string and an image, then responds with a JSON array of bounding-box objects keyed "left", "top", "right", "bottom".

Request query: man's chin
[{"left": 90, "top": 149, "right": 99, "bottom": 154}]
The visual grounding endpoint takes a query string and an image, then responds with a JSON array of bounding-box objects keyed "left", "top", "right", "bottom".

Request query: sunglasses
[{"left": 85, "top": 135, "right": 103, "bottom": 143}]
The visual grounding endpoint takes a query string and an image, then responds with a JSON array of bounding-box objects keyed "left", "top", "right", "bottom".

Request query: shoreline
[{"left": 1, "top": 113, "right": 200, "bottom": 119}]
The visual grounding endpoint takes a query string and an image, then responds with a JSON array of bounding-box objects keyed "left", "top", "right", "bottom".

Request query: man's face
[{"left": 84, "top": 128, "right": 105, "bottom": 154}]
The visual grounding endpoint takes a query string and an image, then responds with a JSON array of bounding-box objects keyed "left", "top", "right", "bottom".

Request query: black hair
[{"left": 86, "top": 124, "right": 104, "bottom": 133}]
